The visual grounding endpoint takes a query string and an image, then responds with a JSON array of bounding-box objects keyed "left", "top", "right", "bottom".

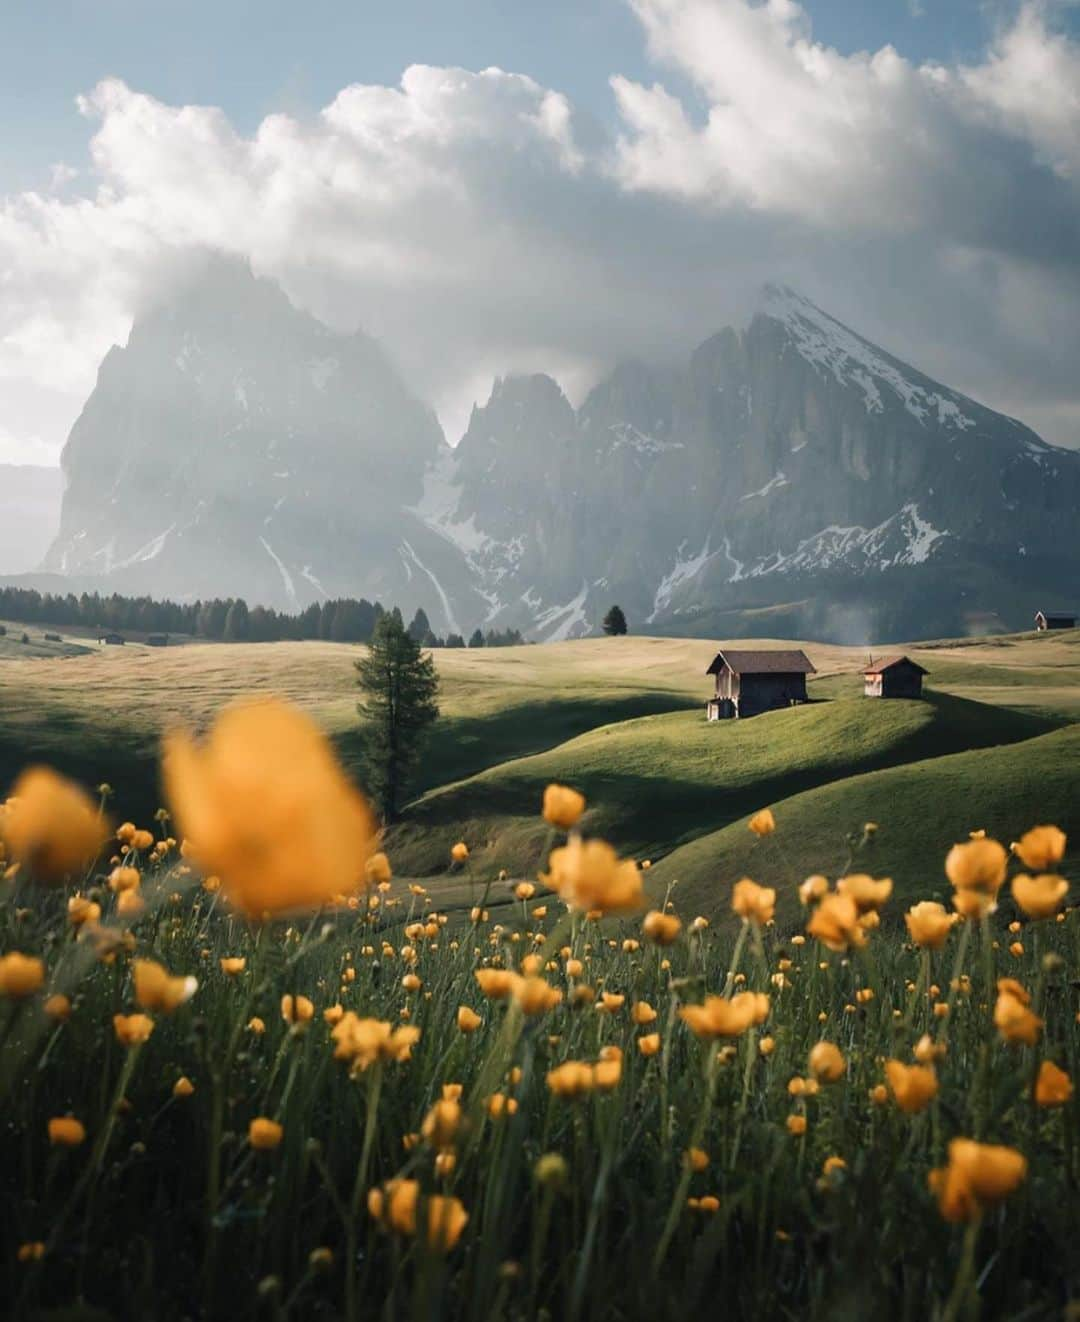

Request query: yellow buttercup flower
[
  {"left": 808, "top": 1041, "right": 845, "bottom": 1083},
  {"left": 220, "top": 957, "right": 246, "bottom": 976},
  {"left": 133, "top": 959, "right": 197, "bottom": 1014},
  {"left": 330, "top": 1013, "right": 421, "bottom": 1073},
  {"left": 679, "top": 994, "right": 760, "bottom": 1040},
  {"left": 806, "top": 893, "right": 865, "bottom": 952},
  {"left": 547, "top": 1060, "right": 595, "bottom": 1098},
  {"left": 281, "top": 994, "right": 315, "bottom": 1024},
  {"left": 637, "top": 1033, "right": 661, "bottom": 1056},
  {"left": 836, "top": 874, "right": 892, "bottom": 914},
  {"left": 884, "top": 1060, "right": 938, "bottom": 1113},
  {"left": 173, "top": 1076, "right": 195, "bottom": 1099},
  {"left": 1011, "top": 873, "right": 1068, "bottom": 920},
  {"left": 0, "top": 767, "right": 108, "bottom": 883},
  {"left": 249, "top": 1117, "right": 284, "bottom": 1150},
  {"left": 904, "top": 901, "right": 955, "bottom": 949},
  {"left": 945, "top": 837, "right": 1007, "bottom": 914},
  {"left": 365, "top": 851, "right": 392, "bottom": 885},
  {"left": 542, "top": 837, "right": 643, "bottom": 915},
  {"left": 456, "top": 1005, "right": 482, "bottom": 1033},
  {"left": 542, "top": 783, "right": 586, "bottom": 830},
  {"left": 450, "top": 841, "right": 469, "bottom": 864},
  {"left": 113, "top": 1013, "right": 155, "bottom": 1046},
  {"left": 1034, "top": 1060, "right": 1073, "bottom": 1107},
  {"left": 929, "top": 1139, "right": 1026, "bottom": 1222},
  {"left": 748, "top": 809, "right": 775, "bottom": 837},
  {"left": 1012, "top": 825, "right": 1066, "bottom": 872},
  {"left": 421, "top": 1098, "right": 462, "bottom": 1149},
  {"left": 786, "top": 1114, "right": 807, "bottom": 1136},
  {"left": 475, "top": 969, "right": 516, "bottom": 1000},
  {"left": 642, "top": 910, "right": 682, "bottom": 944},
  {"left": 0, "top": 952, "right": 45, "bottom": 999},
  {"left": 631, "top": 1000, "right": 657, "bottom": 1025},
  {"left": 799, "top": 875, "right": 829, "bottom": 906},
  {"left": 48, "top": 1116, "right": 86, "bottom": 1147},
  {"left": 367, "top": 1179, "right": 468, "bottom": 1252},
  {"left": 993, "top": 981, "right": 1042, "bottom": 1046},
  {"left": 511, "top": 975, "right": 562, "bottom": 1015},
  {"left": 162, "top": 698, "right": 378, "bottom": 916},
  {"left": 732, "top": 878, "right": 776, "bottom": 925}
]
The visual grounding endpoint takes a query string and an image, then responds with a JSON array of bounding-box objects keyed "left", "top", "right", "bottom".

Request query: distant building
[
  {"left": 99, "top": 632, "right": 125, "bottom": 646},
  {"left": 863, "top": 655, "right": 928, "bottom": 699},
  {"left": 706, "top": 648, "right": 816, "bottom": 720},
  {"left": 146, "top": 634, "right": 169, "bottom": 647},
  {"left": 1034, "top": 611, "right": 1075, "bottom": 631},
  {"left": 43, "top": 632, "right": 62, "bottom": 643}
]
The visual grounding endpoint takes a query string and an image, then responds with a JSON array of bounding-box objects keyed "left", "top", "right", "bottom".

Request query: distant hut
[
  {"left": 99, "top": 632, "right": 125, "bottom": 646},
  {"left": 146, "top": 634, "right": 169, "bottom": 648},
  {"left": 43, "top": 632, "right": 62, "bottom": 643},
  {"left": 706, "top": 649, "right": 816, "bottom": 720},
  {"left": 1035, "top": 610, "right": 1075, "bottom": 631},
  {"left": 863, "top": 655, "right": 928, "bottom": 699}
]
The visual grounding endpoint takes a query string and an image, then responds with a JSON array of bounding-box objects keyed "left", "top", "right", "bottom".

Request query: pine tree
[
  {"left": 407, "top": 608, "right": 431, "bottom": 642},
  {"left": 602, "top": 604, "right": 628, "bottom": 636},
  {"left": 356, "top": 612, "right": 440, "bottom": 820},
  {"left": 468, "top": 628, "right": 485, "bottom": 648},
  {"left": 223, "top": 598, "right": 250, "bottom": 641}
]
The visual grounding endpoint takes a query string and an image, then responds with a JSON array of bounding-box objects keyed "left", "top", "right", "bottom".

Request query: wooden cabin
[
  {"left": 146, "top": 634, "right": 169, "bottom": 648},
  {"left": 99, "top": 632, "right": 125, "bottom": 646},
  {"left": 863, "top": 655, "right": 927, "bottom": 699},
  {"left": 706, "top": 648, "right": 815, "bottom": 719},
  {"left": 1035, "top": 611, "right": 1075, "bottom": 631}
]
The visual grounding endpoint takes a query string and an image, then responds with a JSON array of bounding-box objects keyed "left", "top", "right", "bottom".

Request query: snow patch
[
  {"left": 301, "top": 566, "right": 328, "bottom": 598},
  {"left": 259, "top": 536, "right": 298, "bottom": 606},
  {"left": 647, "top": 540, "right": 714, "bottom": 621},
  {"left": 741, "top": 471, "right": 789, "bottom": 501},
  {"left": 534, "top": 582, "right": 590, "bottom": 642},
  {"left": 399, "top": 538, "right": 461, "bottom": 636},
  {"left": 114, "top": 524, "right": 176, "bottom": 570},
  {"left": 607, "top": 422, "right": 683, "bottom": 457}
]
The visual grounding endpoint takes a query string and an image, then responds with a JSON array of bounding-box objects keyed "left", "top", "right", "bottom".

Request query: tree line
[{"left": 0, "top": 586, "right": 525, "bottom": 648}]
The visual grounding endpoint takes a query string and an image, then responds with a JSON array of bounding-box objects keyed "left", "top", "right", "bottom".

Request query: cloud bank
[{"left": 1, "top": 0, "right": 1079, "bottom": 462}]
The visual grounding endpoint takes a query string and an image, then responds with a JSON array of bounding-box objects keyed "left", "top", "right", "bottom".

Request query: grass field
[{"left": 2, "top": 626, "right": 1079, "bottom": 1318}]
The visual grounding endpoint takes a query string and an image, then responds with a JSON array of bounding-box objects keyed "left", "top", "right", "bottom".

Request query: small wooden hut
[
  {"left": 706, "top": 649, "right": 815, "bottom": 720},
  {"left": 863, "top": 655, "right": 927, "bottom": 699}
]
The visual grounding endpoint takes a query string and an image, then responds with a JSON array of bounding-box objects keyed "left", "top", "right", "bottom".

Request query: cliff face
[{"left": 43, "top": 266, "right": 1080, "bottom": 642}]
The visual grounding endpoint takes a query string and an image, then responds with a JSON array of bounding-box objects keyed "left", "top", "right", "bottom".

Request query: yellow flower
[
  {"left": 450, "top": 841, "right": 469, "bottom": 864},
  {"left": 685, "top": 1146, "right": 709, "bottom": 1172},
  {"left": 547, "top": 1060, "right": 595, "bottom": 1098},
  {"left": 365, "top": 851, "right": 392, "bottom": 885},
  {"left": 593, "top": 1051, "right": 623, "bottom": 1091},
  {"left": 48, "top": 1116, "right": 86, "bottom": 1147},
  {"left": 806, "top": 893, "right": 865, "bottom": 952},
  {"left": 822, "top": 1155, "right": 846, "bottom": 1177},
  {"left": 1012, "top": 825, "right": 1066, "bottom": 872},
  {"left": 281, "top": 994, "right": 315, "bottom": 1024},
  {"left": 542, "top": 783, "right": 586, "bottom": 830},
  {"left": 631, "top": 1000, "right": 657, "bottom": 1025},
  {"left": 108, "top": 865, "right": 141, "bottom": 893},
  {"left": 599, "top": 992, "right": 625, "bottom": 1014},
  {"left": 993, "top": 982, "right": 1042, "bottom": 1046},
  {"left": 642, "top": 910, "right": 682, "bottom": 944},
  {"left": 944, "top": 837, "right": 1007, "bottom": 912},
  {"left": 475, "top": 968, "right": 516, "bottom": 1000},
  {"left": 732, "top": 878, "right": 776, "bottom": 925},
  {"left": 133, "top": 959, "right": 197, "bottom": 1014},
  {"left": 836, "top": 874, "right": 892, "bottom": 914},
  {"left": 929, "top": 1139, "right": 1026, "bottom": 1222},
  {"left": 173, "top": 1076, "right": 195, "bottom": 1099},
  {"left": 679, "top": 994, "right": 759, "bottom": 1040},
  {"left": 367, "top": 1179, "right": 468, "bottom": 1252},
  {"left": 324, "top": 1004, "right": 345, "bottom": 1026},
  {"left": 113, "top": 1013, "right": 155, "bottom": 1046},
  {"left": 786, "top": 1114, "right": 807, "bottom": 1136},
  {"left": 759, "top": 1035, "right": 776, "bottom": 1057},
  {"left": 637, "top": 1033, "right": 661, "bottom": 1056},
  {"left": 0, "top": 767, "right": 108, "bottom": 883},
  {"left": 687, "top": 1195, "right": 721, "bottom": 1213},
  {"left": 162, "top": 698, "right": 378, "bottom": 916},
  {"left": 1011, "top": 873, "right": 1068, "bottom": 920},
  {"left": 511, "top": 975, "right": 563, "bottom": 1015},
  {"left": 914, "top": 1034, "right": 946, "bottom": 1063},
  {"left": 487, "top": 1092, "right": 518, "bottom": 1118},
  {"left": 220, "top": 957, "right": 246, "bottom": 976},
  {"left": 247, "top": 1016, "right": 266, "bottom": 1034},
  {"left": 17, "top": 1242, "right": 46, "bottom": 1262},
  {"left": 542, "top": 836, "right": 643, "bottom": 915},
  {"left": 249, "top": 1117, "right": 284, "bottom": 1150},
  {"left": 0, "top": 952, "right": 45, "bottom": 998},
  {"left": 1034, "top": 1060, "right": 1073, "bottom": 1107},
  {"left": 401, "top": 973, "right": 422, "bottom": 993},
  {"left": 456, "top": 1005, "right": 482, "bottom": 1033},
  {"left": 748, "top": 808, "right": 775, "bottom": 837},
  {"left": 67, "top": 895, "right": 101, "bottom": 927},
  {"left": 808, "top": 1041, "right": 845, "bottom": 1083},
  {"left": 515, "top": 882, "right": 536, "bottom": 901},
  {"left": 330, "top": 1013, "right": 421, "bottom": 1073},
  {"left": 905, "top": 901, "right": 955, "bottom": 950},
  {"left": 799, "top": 875, "right": 829, "bottom": 906},
  {"left": 421, "top": 1098, "right": 462, "bottom": 1149},
  {"left": 44, "top": 993, "right": 71, "bottom": 1022},
  {"left": 884, "top": 1060, "right": 938, "bottom": 1113}
]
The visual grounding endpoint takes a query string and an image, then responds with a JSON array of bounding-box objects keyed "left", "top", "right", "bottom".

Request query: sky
[{"left": 2, "top": 0, "right": 1080, "bottom": 462}]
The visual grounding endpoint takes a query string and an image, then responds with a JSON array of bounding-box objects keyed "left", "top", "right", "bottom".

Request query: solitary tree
[
  {"left": 602, "top": 604, "right": 628, "bottom": 636},
  {"left": 356, "top": 611, "right": 440, "bottom": 819}
]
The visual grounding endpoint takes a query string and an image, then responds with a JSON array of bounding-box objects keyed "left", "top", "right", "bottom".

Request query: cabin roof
[
  {"left": 1036, "top": 611, "right": 1075, "bottom": 622},
  {"left": 706, "top": 648, "right": 816, "bottom": 677},
  {"left": 863, "top": 654, "right": 928, "bottom": 676}
]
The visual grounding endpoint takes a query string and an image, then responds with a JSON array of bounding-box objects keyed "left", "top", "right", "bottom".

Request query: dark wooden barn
[
  {"left": 1035, "top": 611, "right": 1075, "bottom": 631},
  {"left": 99, "top": 632, "right": 125, "bottom": 646},
  {"left": 863, "top": 655, "right": 928, "bottom": 699},
  {"left": 706, "top": 648, "right": 816, "bottom": 719},
  {"left": 146, "top": 634, "right": 170, "bottom": 647}
]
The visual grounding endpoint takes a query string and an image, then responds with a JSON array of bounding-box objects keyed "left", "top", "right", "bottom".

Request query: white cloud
[{"left": 1, "top": 2, "right": 1079, "bottom": 465}]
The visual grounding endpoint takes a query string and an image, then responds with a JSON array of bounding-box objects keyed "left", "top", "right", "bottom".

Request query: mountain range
[{"left": 23, "top": 259, "right": 1080, "bottom": 641}]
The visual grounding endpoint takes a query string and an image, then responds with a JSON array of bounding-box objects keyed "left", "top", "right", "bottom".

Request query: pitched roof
[
  {"left": 863, "top": 654, "right": 928, "bottom": 676},
  {"left": 706, "top": 648, "right": 816, "bottom": 676}
]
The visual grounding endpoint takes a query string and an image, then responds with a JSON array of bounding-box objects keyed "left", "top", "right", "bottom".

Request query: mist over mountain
[
  {"left": 24, "top": 260, "right": 1080, "bottom": 642},
  {"left": 0, "top": 466, "right": 63, "bottom": 575}
]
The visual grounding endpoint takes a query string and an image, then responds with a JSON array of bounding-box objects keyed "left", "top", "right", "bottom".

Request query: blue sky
[{"left": 1, "top": 0, "right": 1060, "bottom": 194}]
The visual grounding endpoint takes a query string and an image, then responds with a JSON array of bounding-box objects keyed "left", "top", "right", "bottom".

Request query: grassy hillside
[
  {"left": 646, "top": 722, "right": 1080, "bottom": 922},
  {"left": 389, "top": 693, "right": 1056, "bottom": 879}
]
